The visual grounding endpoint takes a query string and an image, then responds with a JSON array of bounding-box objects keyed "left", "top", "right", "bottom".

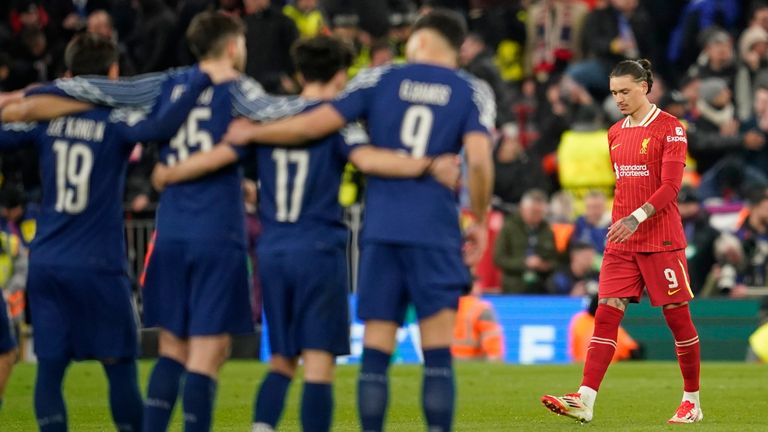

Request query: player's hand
[
  {"left": 0, "top": 90, "right": 24, "bottom": 109},
  {"left": 151, "top": 163, "right": 170, "bottom": 192},
  {"left": 223, "top": 117, "right": 257, "bottom": 146},
  {"left": 463, "top": 222, "right": 488, "bottom": 267},
  {"left": 606, "top": 215, "right": 640, "bottom": 244},
  {"left": 430, "top": 154, "right": 461, "bottom": 190}
]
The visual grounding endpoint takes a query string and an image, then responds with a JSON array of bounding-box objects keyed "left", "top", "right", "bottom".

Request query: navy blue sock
[
  {"left": 357, "top": 347, "right": 391, "bottom": 432},
  {"left": 422, "top": 347, "right": 455, "bottom": 432},
  {"left": 182, "top": 372, "right": 216, "bottom": 432},
  {"left": 253, "top": 371, "right": 292, "bottom": 427},
  {"left": 143, "top": 356, "right": 185, "bottom": 432},
  {"left": 301, "top": 382, "right": 333, "bottom": 432},
  {"left": 34, "top": 358, "right": 69, "bottom": 432},
  {"left": 103, "top": 359, "right": 143, "bottom": 432}
]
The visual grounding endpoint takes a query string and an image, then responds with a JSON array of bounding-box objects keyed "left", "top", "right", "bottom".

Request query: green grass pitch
[{"left": 1, "top": 360, "right": 766, "bottom": 431}]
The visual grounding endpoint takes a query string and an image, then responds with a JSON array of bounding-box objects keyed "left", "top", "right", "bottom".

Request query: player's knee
[
  {"left": 302, "top": 350, "right": 334, "bottom": 383},
  {"left": 269, "top": 355, "right": 298, "bottom": 378},
  {"left": 420, "top": 309, "right": 457, "bottom": 349},
  {"left": 598, "top": 297, "right": 630, "bottom": 311},
  {"left": 363, "top": 320, "right": 399, "bottom": 353},
  {"left": 663, "top": 301, "right": 688, "bottom": 310},
  {"left": 158, "top": 330, "right": 189, "bottom": 363}
]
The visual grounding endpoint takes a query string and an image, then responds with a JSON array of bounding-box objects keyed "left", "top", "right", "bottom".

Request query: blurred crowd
[{"left": 1, "top": 0, "right": 768, "bottom": 302}]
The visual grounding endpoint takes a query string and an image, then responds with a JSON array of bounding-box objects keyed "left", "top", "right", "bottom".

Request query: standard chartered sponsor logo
[{"left": 614, "top": 162, "right": 650, "bottom": 178}]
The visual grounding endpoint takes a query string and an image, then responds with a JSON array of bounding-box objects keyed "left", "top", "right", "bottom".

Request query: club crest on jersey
[{"left": 640, "top": 137, "right": 650, "bottom": 154}]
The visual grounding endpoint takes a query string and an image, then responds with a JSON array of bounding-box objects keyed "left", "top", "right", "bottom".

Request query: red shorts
[{"left": 599, "top": 248, "right": 694, "bottom": 307}]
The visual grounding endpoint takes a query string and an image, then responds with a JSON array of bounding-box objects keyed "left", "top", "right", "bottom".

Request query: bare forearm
[
  {"left": 350, "top": 146, "right": 430, "bottom": 177},
  {"left": 2, "top": 96, "right": 91, "bottom": 122},
  {"left": 166, "top": 145, "right": 238, "bottom": 183}
]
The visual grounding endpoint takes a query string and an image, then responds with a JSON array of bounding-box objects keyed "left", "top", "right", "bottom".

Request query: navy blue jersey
[
  {"left": 29, "top": 68, "right": 308, "bottom": 246},
  {"left": 0, "top": 70, "right": 210, "bottom": 270},
  {"left": 253, "top": 103, "right": 367, "bottom": 252},
  {"left": 331, "top": 64, "right": 496, "bottom": 249}
]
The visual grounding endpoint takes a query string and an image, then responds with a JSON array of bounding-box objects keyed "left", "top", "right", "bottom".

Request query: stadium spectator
[
  {"left": 493, "top": 126, "right": 550, "bottom": 206},
  {"left": 243, "top": 0, "right": 300, "bottom": 93},
  {"left": 738, "top": 72, "right": 768, "bottom": 178},
  {"left": 369, "top": 39, "right": 395, "bottom": 67},
  {"left": 568, "top": 0, "right": 655, "bottom": 98},
  {"left": 542, "top": 60, "right": 703, "bottom": 424},
  {"left": 678, "top": 185, "right": 719, "bottom": 293},
  {"left": 735, "top": 25, "right": 768, "bottom": 122},
  {"left": 735, "top": 187, "right": 768, "bottom": 290},
  {"left": 45, "top": 0, "right": 112, "bottom": 44},
  {"left": 569, "top": 295, "right": 640, "bottom": 362},
  {"left": 524, "top": 0, "right": 588, "bottom": 84},
  {"left": 283, "top": 0, "right": 325, "bottom": 38},
  {"left": 451, "top": 283, "right": 505, "bottom": 362},
  {"left": 689, "top": 77, "right": 763, "bottom": 175},
  {"left": 494, "top": 189, "right": 558, "bottom": 294},
  {"left": 87, "top": 10, "right": 137, "bottom": 76},
  {"left": 685, "top": 27, "right": 737, "bottom": 90},
  {"left": 547, "top": 241, "right": 599, "bottom": 296},
  {"left": 460, "top": 32, "right": 512, "bottom": 127},
  {"left": 127, "top": 0, "right": 178, "bottom": 73},
  {"left": 702, "top": 232, "right": 746, "bottom": 297},
  {"left": 666, "top": 0, "right": 741, "bottom": 81},
  {"left": 571, "top": 190, "right": 610, "bottom": 255}
]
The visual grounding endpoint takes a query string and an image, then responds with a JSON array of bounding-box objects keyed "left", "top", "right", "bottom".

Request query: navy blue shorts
[
  {"left": 27, "top": 263, "right": 138, "bottom": 360},
  {"left": 260, "top": 248, "right": 350, "bottom": 357},
  {"left": 357, "top": 243, "right": 470, "bottom": 325},
  {"left": 142, "top": 238, "right": 254, "bottom": 338},
  {"left": 0, "top": 293, "right": 17, "bottom": 354}
]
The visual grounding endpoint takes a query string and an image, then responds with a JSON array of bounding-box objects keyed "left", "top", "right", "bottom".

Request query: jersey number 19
[{"left": 53, "top": 140, "right": 93, "bottom": 214}]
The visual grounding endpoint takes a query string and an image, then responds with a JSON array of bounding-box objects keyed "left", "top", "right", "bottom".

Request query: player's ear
[
  {"left": 332, "top": 70, "right": 348, "bottom": 91},
  {"left": 107, "top": 62, "right": 119, "bottom": 80}
]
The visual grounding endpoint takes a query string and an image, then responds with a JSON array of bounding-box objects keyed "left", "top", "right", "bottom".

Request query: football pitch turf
[{"left": 1, "top": 361, "right": 766, "bottom": 431}]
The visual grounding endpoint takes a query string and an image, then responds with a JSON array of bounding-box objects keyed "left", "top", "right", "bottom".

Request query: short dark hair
[
  {"left": 64, "top": 33, "right": 118, "bottom": 76},
  {"left": 186, "top": 11, "right": 245, "bottom": 60},
  {"left": 411, "top": 8, "right": 467, "bottom": 51},
  {"left": 610, "top": 58, "right": 654, "bottom": 94},
  {"left": 291, "top": 36, "right": 353, "bottom": 84}
]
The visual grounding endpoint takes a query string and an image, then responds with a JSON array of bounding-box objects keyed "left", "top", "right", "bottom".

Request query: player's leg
[
  {"left": 101, "top": 358, "right": 143, "bottom": 432},
  {"left": 359, "top": 321, "right": 399, "bottom": 432},
  {"left": 405, "top": 246, "right": 469, "bottom": 432},
  {"left": 144, "top": 330, "right": 188, "bottom": 432},
  {"left": 418, "top": 308, "right": 457, "bottom": 432},
  {"left": 300, "top": 350, "right": 335, "bottom": 432},
  {"left": 141, "top": 239, "right": 192, "bottom": 431},
  {"left": 27, "top": 264, "right": 70, "bottom": 431},
  {"left": 356, "top": 244, "right": 407, "bottom": 432},
  {"left": 0, "top": 293, "right": 18, "bottom": 410},
  {"left": 253, "top": 355, "right": 297, "bottom": 432},
  {"left": 183, "top": 334, "right": 231, "bottom": 432},
  {"left": 542, "top": 250, "right": 643, "bottom": 422},
  {"left": 252, "top": 251, "right": 297, "bottom": 431},
  {"left": 639, "top": 250, "right": 701, "bottom": 423}
]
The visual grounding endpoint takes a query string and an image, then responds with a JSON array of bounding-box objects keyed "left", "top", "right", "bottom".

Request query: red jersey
[{"left": 607, "top": 105, "right": 687, "bottom": 252}]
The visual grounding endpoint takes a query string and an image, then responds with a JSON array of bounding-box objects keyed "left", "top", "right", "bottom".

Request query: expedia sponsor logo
[
  {"left": 666, "top": 135, "right": 687, "bottom": 142},
  {"left": 613, "top": 163, "right": 650, "bottom": 178}
]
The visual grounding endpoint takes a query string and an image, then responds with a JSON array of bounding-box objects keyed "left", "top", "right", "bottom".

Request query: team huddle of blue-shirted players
[{"left": 0, "top": 8, "right": 494, "bottom": 432}]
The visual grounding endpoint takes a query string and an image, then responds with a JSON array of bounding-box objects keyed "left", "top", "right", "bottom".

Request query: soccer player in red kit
[{"left": 541, "top": 59, "right": 702, "bottom": 424}]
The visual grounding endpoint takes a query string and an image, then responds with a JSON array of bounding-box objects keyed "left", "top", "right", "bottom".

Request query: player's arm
[
  {"left": 348, "top": 146, "right": 461, "bottom": 189},
  {"left": 224, "top": 104, "right": 346, "bottom": 145},
  {"left": 608, "top": 123, "right": 687, "bottom": 243},
  {"left": 152, "top": 144, "right": 239, "bottom": 192},
  {"left": 463, "top": 132, "right": 494, "bottom": 265},
  {"left": 1, "top": 95, "right": 92, "bottom": 123},
  {"left": 117, "top": 71, "right": 213, "bottom": 143}
]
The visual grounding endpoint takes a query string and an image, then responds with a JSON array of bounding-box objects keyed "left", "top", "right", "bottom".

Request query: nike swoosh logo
[
  {"left": 668, "top": 288, "right": 681, "bottom": 295},
  {"left": 677, "top": 351, "right": 689, "bottom": 356},
  {"left": 611, "top": 143, "right": 622, "bottom": 150}
]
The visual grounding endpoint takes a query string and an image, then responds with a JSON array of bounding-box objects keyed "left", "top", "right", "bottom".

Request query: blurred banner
[{"left": 261, "top": 295, "right": 585, "bottom": 364}]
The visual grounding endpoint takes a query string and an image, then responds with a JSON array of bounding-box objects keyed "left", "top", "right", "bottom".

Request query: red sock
[
  {"left": 580, "top": 304, "right": 624, "bottom": 391},
  {"left": 663, "top": 304, "right": 700, "bottom": 392}
]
